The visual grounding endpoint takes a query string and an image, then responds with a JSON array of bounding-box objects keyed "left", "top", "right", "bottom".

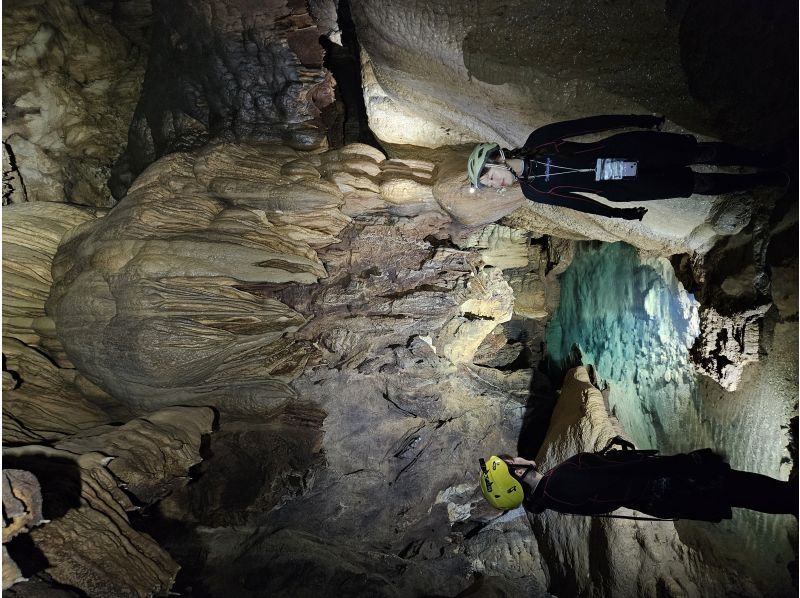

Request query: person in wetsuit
[
  {"left": 466, "top": 115, "right": 787, "bottom": 221},
  {"left": 478, "top": 437, "right": 797, "bottom": 521}
]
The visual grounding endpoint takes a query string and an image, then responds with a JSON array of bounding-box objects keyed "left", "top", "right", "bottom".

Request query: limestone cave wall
[{"left": 2, "top": 1, "right": 797, "bottom": 597}]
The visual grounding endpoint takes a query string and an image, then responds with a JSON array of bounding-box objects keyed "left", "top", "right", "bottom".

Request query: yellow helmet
[{"left": 479, "top": 456, "right": 524, "bottom": 510}]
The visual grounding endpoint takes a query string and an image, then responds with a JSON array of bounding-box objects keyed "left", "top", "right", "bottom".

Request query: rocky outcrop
[
  {"left": 3, "top": 203, "right": 103, "bottom": 365},
  {"left": 3, "top": 406, "right": 214, "bottom": 596},
  {"left": 38, "top": 138, "right": 558, "bottom": 596},
  {"left": 531, "top": 366, "right": 747, "bottom": 598},
  {"left": 48, "top": 143, "right": 353, "bottom": 413},
  {"left": 691, "top": 304, "right": 770, "bottom": 391},
  {"left": 3, "top": 203, "right": 122, "bottom": 444},
  {"left": 2, "top": 0, "right": 146, "bottom": 206},
  {"left": 110, "top": 0, "right": 338, "bottom": 198},
  {"left": 352, "top": 0, "right": 794, "bottom": 150}
]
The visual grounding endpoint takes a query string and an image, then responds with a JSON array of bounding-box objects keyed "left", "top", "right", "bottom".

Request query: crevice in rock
[
  {"left": 5, "top": 534, "right": 50, "bottom": 578},
  {"left": 462, "top": 312, "right": 494, "bottom": 322},
  {"left": 382, "top": 391, "right": 418, "bottom": 418},
  {"left": 423, "top": 235, "right": 461, "bottom": 250},
  {"left": 785, "top": 414, "right": 798, "bottom": 482},
  {"left": 2, "top": 456, "right": 81, "bottom": 521},
  {"left": 319, "top": 0, "right": 382, "bottom": 150},
  {"left": 2, "top": 141, "right": 28, "bottom": 205}
]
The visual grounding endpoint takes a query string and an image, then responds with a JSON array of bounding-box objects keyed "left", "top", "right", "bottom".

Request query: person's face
[
  {"left": 479, "top": 164, "right": 516, "bottom": 188},
  {"left": 504, "top": 456, "right": 537, "bottom": 479}
]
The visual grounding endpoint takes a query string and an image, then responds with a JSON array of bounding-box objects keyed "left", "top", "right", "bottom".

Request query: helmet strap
[
  {"left": 510, "top": 464, "right": 537, "bottom": 483},
  {"left": 496, "top": 148, "right": 522, "bottom": 180}
]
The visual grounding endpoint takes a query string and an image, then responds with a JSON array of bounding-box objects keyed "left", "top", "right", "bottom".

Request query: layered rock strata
[
  {"left": 3, "top": 406, "right": 214, "bottom": 596},
  {"left": 3, "top": 203, "right": 122, "bottom": 444}
]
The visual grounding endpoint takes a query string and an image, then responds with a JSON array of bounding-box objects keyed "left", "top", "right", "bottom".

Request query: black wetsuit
[
  {"left": 523, "top": 449, "right": 797, "bottom": 521},
  {"left": 513, "top": 115, "right": 778, "bottom": 220}
]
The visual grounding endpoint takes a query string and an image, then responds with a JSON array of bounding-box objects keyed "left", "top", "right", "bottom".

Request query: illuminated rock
[
  {"left": 2, "top": 0, "right": 145, "bottom": 206},
  {"left": 47, "top": 143, "right": 353, "bottom": 413}
]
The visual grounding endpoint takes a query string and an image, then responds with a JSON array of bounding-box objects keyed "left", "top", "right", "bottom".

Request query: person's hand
[
  {"left": 653, "top": 115, "right": 665, "bottom": 131},
  {"left": 618, "top": 207, "right": 647, "bottom": 221},
  {"left": 611, "top": 436, "right": 636, "bottom": 451}
]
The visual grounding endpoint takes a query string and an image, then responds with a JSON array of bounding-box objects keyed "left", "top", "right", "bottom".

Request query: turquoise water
[{"left": 545, "top": 241, "right": 701, "bottom": 452}]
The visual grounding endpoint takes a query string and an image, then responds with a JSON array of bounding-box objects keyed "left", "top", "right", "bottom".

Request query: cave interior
[{"left": 1, "top": 1, "right": 798, "bottom": 597}]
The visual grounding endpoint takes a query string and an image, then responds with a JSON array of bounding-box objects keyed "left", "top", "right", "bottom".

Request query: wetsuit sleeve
[
  {"left": 521, "top": 115, "right": 664, "bottom": 151},
  {"left": 520, "top": 181, "right": 646, "bottom": 220}
]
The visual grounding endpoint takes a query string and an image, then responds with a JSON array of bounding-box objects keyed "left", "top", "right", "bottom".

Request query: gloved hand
[
  {"left": 610, "top": 436, "right": 636, "bottom": 451},
  {"left": 598, "top": 435, "right": 637, "bottom": 454},
  {"left": 617, "top": 207, "right": 647, "bottom": 221}
]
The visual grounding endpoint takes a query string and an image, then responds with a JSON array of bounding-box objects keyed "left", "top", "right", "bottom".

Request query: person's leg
[
  {"left": 692, "top": 171, "right": 789, "bottom": 195},
  {"left": 725, "top": 469, "right": 798, "bottom": 515},
  {"left": 694, "top": 142, "right": 777, "bottom": 167}
]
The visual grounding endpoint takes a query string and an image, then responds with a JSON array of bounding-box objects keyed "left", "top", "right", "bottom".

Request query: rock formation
[
  {"left": 109, "top": 0, "right": 339, "bottom": 198},
  {"left": 353, "top": 0, "right": 795, "bottom": 150},
  {"left": 2, "top": 0, "right": 146, "bottom": 206},
  {"left": 3, "top": 407, "right": 214, "bottom": 597},
  {"left": 2, "top": 1, "right": 796, "bottom": 597}
]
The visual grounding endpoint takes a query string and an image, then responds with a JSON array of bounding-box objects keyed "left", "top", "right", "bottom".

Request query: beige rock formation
[
  {"left": 353, "top": 1, "right": 792, "bottom": 150},
  {"left": 3, "top": 202, "right": 103, "bottom": 363},
  {"left": 2, "top": 0, "right": 145, "bottom": 206},
  {"left": 692, "top": 304, "right": 770, "bottom": 391},
  {"left": 354, "top": 1, "right": 691, "bottom": 148},
  {"left": 46, "top": 143, "right": 350, "bottom": 413},
  {"left": 3, "top": 202, "right": 121, "bottom": 443},
  {"left": 532, "top": 366, "right": 747, "bottom": 597},
  {"left": 3, "top": 406, "right": 214, "bottom": 596}
]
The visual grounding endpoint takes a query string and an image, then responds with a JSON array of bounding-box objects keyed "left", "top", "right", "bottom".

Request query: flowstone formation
[
  {"left": 110, "top": 0, "right": 339, "bottom": 198},
  {"left": 9, "top": 141, "right": 559, "bottom": 595},
  {"left": 2, "top": 0, "right": 146, "bottom": 206},
  {"left": 2, "top": 200, "right": 219, "bottom": 596},
  {"left": 353, "top": 0, "right": 795, "bottom": 150},
  {"left": 5, "top": 138, "right": 791, "bottom": 597}
]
